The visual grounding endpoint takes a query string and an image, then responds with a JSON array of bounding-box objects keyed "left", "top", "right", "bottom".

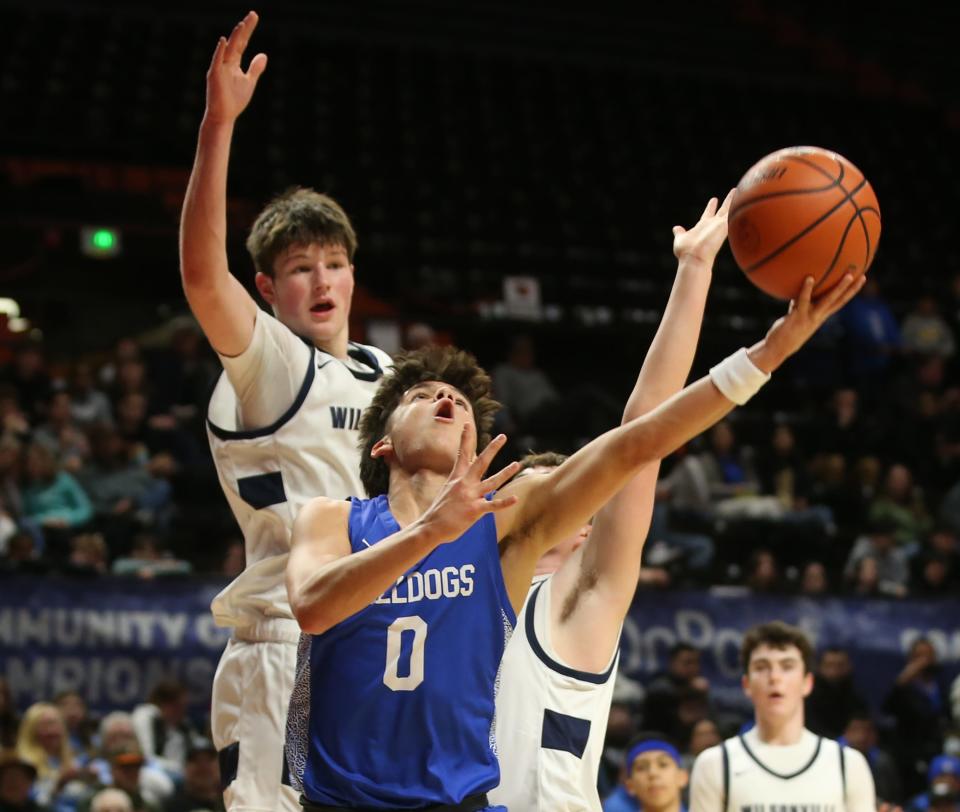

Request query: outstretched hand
[
  {"left": 672, "top": 189, "right": 736, "bottom": 269},
  {"left": 753, "top": 273, "right": 866, "bottom": 371},
  {"left": 414, "top": 424, "right": 519, "bottom": 544},
  {"left": 204, "top": 11, "right": 268, "bottom": 126}
]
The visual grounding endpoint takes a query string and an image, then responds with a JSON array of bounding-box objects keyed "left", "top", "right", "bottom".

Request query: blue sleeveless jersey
[{"left": 286, "top": 494, "right": 516, "bottom": 808}]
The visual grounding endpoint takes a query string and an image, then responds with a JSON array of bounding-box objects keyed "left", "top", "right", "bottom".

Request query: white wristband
[{"left": 709, "top": 348, "right": 771, "bottom": 405}]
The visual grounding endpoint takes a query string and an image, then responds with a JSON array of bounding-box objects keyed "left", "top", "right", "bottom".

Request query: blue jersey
[{"left": 286, "top": 494, "right": 516, "bottom": 808}]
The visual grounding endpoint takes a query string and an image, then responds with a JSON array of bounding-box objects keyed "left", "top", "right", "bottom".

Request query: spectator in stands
[
  {"left": 162, "top": 739, "right": 223, "bottom": 812},
  {"left": 884, "top": 638, "right": 950, "bottom": 795},
  {"left": 913, "top": 552, "right": 956, "bottom": 596},
  {"left": 744, "top": 548, "right": 781, "bottom": 593},
  {"left": 849, "top": 555, "right": 885, "bottom": 597},
  {"left": 0, "top": 531, "right": 45, "bottom": 575},
  {"left": 80, "top": 742, "right": 160, "bottom": 812},
  {"left": 0, "top": 344, "right": 52, "bottom": 423},
  {"left": 844, "top": 517, "right": 910, "bottom": 598},
  {"left": 0, "top": 681, "right": 19, "bottom": 750},
  {"left": 89, "top": 787, "right": 133, "bottom": 812},
  {"left": 77, "top": 425, "right": 171, "bottom": 546},
  {"left": 68, "top": 363, "right": 113, "bottom": 429},
  {"left": 131, "top": 681, "right": 198, "bottom": 783},
  {"left": 31, "top": 391, "right": 89, "bottom": 473},
  {"left": 839, "top": 276, "right": 901, "bottom": 390},
  {"left": 53, "top": 692, "right": 95, "bottom": 764},
  {"left": 15, "top": 702, "right": 90, "bottom": 808},
  {"left": 0, "top": 433, "right": 24, "bottom": 533},
  {"left": 798, "top": 560, "right": 830, "bottom": 595},
  {"left": 491, "top": 335, "right": 558, "bottom": 439},
  {"left": 869, "top": 462, "right": 932, "bottom": 552},
  {"left": 805, "top": 647, "right": 868, "bottom": 738},
  {"left": 841, "top": 712, "right": 903, "bottom": 805},
  {"left": 66, "top": 533, "right": 110, "bottom": 577},
  {"left": 87, "top": 713, "right": 173, "bottom": 809},
  {"left": 681, "top": 718, "right": 721, "bottom": 774},
  {"left": 909, "top": 755, "right": 960, "bottom": 812},
  {"left": 21, "top": 443, "right": 93, "bottom": 561},
  {"left": 602, "top": 733, "right": 688, "bottom": 812},
  {"left": 902, "top": 296, "right": 956, "bottom": 359},
  {"left": 98, "top": 339, "right": 141, "bottom": 392},
  {"left": 0, "top": 749, "right": 45, "bottom": 812},
  {"left": 111, "top": 534, "right": 192, "bottom": 579},
  {"left": 643, "top": 644, "right": 710, "bottom": 741},
  {"left": 0, "top": 386, "right": 30, "bottom": 441}
]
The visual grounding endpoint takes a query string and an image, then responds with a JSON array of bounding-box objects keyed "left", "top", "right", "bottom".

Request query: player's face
[
  {"left": 259, "top": 241, "right": 354, "bottom": 351},
  {"left": 626, "top": 751, "right": 688, "bottom": 810},
  {"left": 742, "top": 644, "right": 812, "bottom": 723},
  {"left": 382, "top": 381, "right": 476, "bottom": 473}
]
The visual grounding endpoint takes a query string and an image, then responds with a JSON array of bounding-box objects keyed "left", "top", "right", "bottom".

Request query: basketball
[{"left": 728, "top": 146, "right": 881, "bottom": 300}]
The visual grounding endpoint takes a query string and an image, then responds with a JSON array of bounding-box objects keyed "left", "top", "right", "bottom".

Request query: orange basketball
[{"left": 728, "top": 146, "right": 881, "bottom": 300}]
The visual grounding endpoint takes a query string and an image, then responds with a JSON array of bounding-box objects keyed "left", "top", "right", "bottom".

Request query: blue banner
[
  {"left": 0, "top": 576, "right": 230, "bottom": 717},
  {"left": 620, "top": 590, "right": 960, "bottom": 713},
  {"left": 1, "top": 578, "right": 958, "bottom": 719}
]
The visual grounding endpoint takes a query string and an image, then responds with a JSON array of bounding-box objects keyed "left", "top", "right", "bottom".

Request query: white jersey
[
  {"left": 690, "top": 729, "right": 876, "bottom": 812},
  {"left": 206, "top": 312, "right": 391, "bottom": 628},
  {"left": 491, "top": 576, "right": 618, "bottom": 812}
]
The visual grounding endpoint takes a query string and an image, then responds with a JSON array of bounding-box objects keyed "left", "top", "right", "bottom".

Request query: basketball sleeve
[
  {"left": 217, "top": 309, "right": 313, "bottom": 430},
  {"left": 842, "top": 747, "right": 876, "bottom": 812},
  {"left": 689, "top": 745, "right": 725, "bottom": 812}
]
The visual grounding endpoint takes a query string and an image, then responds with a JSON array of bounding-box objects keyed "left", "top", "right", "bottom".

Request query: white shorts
[{"left": 211, "top": 620, "right": 301, "bottom": 812}]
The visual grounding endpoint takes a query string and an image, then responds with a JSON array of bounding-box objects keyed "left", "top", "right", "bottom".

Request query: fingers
[
  {"left": 480, "top": 460, "right": 521, "bottom": 494},
  {"left": 247, "top": 52, "right": 268, "bottom": 82},
  {"left": 699, "top": 196, "right": 719, "bottom": 221},
  {"left": 716, "top": 188, "right": 736, "bottom": 218},
  {"left": 672, "top": 225, "right": 685, "bottom": 236},
  {"left": 209, "top": 36, "right": 227, "bottom": 70},
  {"left": 470, "top": 432, "right": 508, "bottom": 479},
  {"left": 792, "top": 276, "right": 815, "bottom": 314},
  {"left": 484, "top": 493, "right": 520, "bottom": 512},
  {"left": 818, "top": 273, "right": 865, "bottom": 318},
  {"left": 224, "top": 11, "right": 260, "bottom": 64},
  {"left": 453, "top": 422, "right": 477, "bottom": 475}
]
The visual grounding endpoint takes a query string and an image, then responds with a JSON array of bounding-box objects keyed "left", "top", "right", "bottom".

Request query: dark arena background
[{"left": 1, "top": 1, "right": 959, "bottom": 809}]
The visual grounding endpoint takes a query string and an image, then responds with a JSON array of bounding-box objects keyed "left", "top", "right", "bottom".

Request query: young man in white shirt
[
  {"left": 179, "top": 12, "right": 391, "bottom": 812},
  {"left": 690, "top": 621, "right": 877, "bottom": 812}
]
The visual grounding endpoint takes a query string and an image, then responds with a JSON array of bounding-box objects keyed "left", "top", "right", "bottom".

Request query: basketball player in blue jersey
[
  {"left": 492, "top": 193, "right": 732, "bottom": 812},
  {"left": 285, "top": 268, "right": 863, "bottom": 810},
  {"left": 179, "top": 12, "right": 391, "bottom": 812},
  {"left": 690, "top": 622, "right": 878, "bottom": 812}
]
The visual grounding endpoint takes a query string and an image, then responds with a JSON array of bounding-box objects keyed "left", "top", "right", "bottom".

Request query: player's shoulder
[
  {"left": 299, "top": 495, "right": 353, "bottom": 523},
  {"left": 691, "top": 741, "right": 725, "bottom": 777},
  {"left": 838, "top": 742, "right": 870, "bottom": 771}
]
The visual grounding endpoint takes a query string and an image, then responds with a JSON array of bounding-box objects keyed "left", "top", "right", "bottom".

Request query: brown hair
[
  {"left": 517, "top": 451, "right": 568, "bottom": 473},
  {"left": 358, "top": 346, "right": 500, "bottom": 497},
  {"left": 246, "top": 187, "right": 358, "bottom": 277},
  {"left": 740, "top": 620, "right": 814, "bottom": 674}
]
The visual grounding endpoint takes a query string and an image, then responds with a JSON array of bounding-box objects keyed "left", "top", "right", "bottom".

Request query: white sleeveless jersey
[
  {"left": 722, "top": 733, "right": 850, "bottom": 812},
  {"left": 491, "top": 576, "right": 618, "bottom": 812},
  {"left": 206, "top": 339, "right": 392, "bottom": 628}
]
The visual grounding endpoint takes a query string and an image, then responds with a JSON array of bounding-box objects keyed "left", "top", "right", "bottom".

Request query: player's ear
[
  {"left": 802, "top": 670, "right": 814, "bottom": 698},
  {"left": 371, "top": 436, "right": 392, "bottom": 460},
  {"left": 678, "top": 768, "right": 690, "bottom": 790},
  {"left": 741, "top": 673, "right": 750, "bottom": 697},
  {"left": 255, "top": 271, "right": 276, "bottom": 306}
]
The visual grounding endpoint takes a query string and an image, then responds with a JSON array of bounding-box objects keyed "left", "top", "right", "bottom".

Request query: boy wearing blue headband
[{"left": 603, "top": 735, "right": 689, "bottom": 812}]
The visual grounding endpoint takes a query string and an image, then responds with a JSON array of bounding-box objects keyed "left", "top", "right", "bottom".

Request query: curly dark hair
[{"left": 358, "top": 345, "right": 500, "bottom": 497}]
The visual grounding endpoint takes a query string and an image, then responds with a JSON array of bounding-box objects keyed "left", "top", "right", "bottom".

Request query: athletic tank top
[
  {"left": 206, "top": 338, "right": 391, "bottom": 628},
  {"left": 490, "top": 577, "right": 618, "bottom": 812},
  {"left": 286, "top": 494, "right": 516, "bottom": 808}
]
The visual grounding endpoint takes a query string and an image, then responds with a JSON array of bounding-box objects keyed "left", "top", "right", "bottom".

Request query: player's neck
[
  {"left": 314, "top": 333, "right": 349, "bottom": 360},
  {"left": 752, "top": 711, "right": 806, "bottom": 746},
  {"left": 645, "top": 799, "right": 682, "bottom": 812},
  {"left": 387, "top": 470, "right": 449, "bottom": 528}
]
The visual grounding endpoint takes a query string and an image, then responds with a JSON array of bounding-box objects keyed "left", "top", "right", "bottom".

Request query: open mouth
[
  {"left": 434, "top": 400, "right": 455, "bottom": 421},
  {"left": 310, "top": 301, "right": 334, "bottom": 314}
]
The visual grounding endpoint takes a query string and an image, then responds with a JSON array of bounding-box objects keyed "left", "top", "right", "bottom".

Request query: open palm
[{"left": 205, "top": 11, "right": 268, "bottom": 125}]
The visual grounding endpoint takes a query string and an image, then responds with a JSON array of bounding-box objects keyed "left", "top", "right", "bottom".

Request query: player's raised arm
[
  {"left": 496, "top": 271, "right": 865, "bottom": 603},
  {"left": 179, "top": 11, "right": 268, "bottom": 357},
  {"left": 287, "top": 427, "right": 519, "bottom": 635},
  {"left": 546, "top": 193, "right": 731, "bottom": 658}
]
